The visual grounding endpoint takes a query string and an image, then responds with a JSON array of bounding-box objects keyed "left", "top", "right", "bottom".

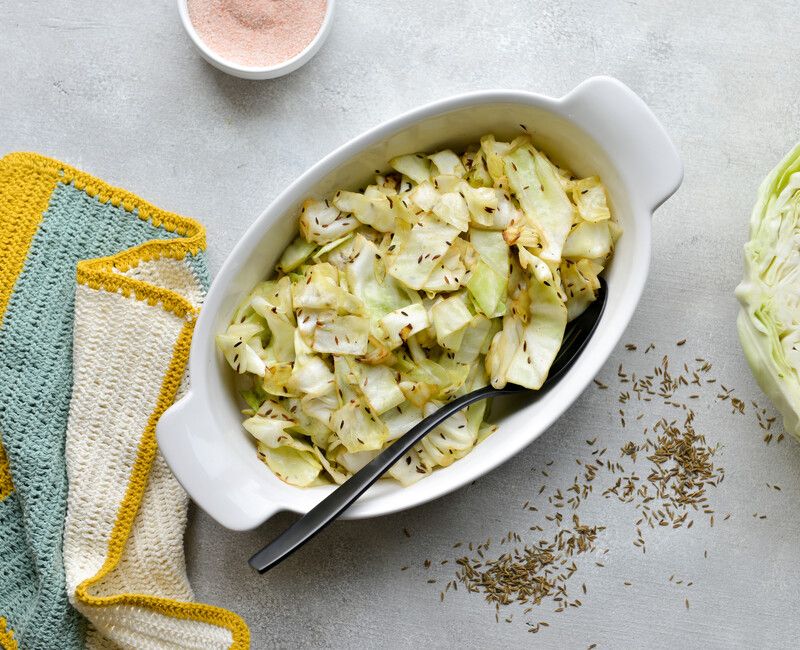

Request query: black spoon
[{"left": 249, "top": 278, "right": 607, "bottom": 573}]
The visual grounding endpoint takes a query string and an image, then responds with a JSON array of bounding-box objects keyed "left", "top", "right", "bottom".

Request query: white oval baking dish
[{"left": 157, "top": 76, "right": 682, "bottom": 531}]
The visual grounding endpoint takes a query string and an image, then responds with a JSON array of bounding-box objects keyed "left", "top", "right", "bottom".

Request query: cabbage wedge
[{"left": 736, "top": 143, "right": 800, "bottom": 439}]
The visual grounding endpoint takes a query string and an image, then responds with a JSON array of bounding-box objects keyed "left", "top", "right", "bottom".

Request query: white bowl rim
[
  {"left": 177, "top": 0, "right": 335, "bottom": 78},
  {"left": 157, "top": 77, "right": 683, "bottom": 529}
]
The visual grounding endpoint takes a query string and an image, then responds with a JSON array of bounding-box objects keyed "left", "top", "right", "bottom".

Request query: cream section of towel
[
  {"left": 113, "top": 257, "right": 206, "bottom": 307},
  {"left": 63, "top": 276, "right": 233, "bottom": 650}
]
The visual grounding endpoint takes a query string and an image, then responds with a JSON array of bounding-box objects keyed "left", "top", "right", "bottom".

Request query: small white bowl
[
  {"left": 158, "top": 77, "right": 683, "bottom": 530},
  {"left": 177, "top": 0, "right": 334, "bottom": 80}
]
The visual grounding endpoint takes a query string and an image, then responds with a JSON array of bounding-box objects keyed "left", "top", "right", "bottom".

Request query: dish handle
[
  {"left": 562, "top": 76, "right": 683, "bottom": 212},
  {"left": 157, "top": 392, "right": 281, "bottom": 531}
]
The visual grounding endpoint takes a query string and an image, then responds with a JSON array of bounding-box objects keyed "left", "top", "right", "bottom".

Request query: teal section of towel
[
  {"left": 187, "top": 250, "right": 212, "bottom": 292},
  {"left": 0, "top": 180, "right": 203, "bottom": 649},
  {"left": 0, "top": 492, "right": 37, "bottom": 641}
]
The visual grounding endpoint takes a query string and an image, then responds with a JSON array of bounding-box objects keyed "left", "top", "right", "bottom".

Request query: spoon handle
[{"left": 248, "top": 383, "right": 515, "bottom": 573}]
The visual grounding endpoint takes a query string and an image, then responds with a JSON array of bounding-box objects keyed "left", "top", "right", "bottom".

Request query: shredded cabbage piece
[{"left": 219, "top": 134, "right": 619, "bottom": 486}]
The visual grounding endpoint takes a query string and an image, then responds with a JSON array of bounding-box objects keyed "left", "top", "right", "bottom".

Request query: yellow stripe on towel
[
  {"left": 0, "top": 616, "right": 18, "bottom": 650},
  {"left": 0, "top": 444, "right": 12, "bottom": 503},
  {"left": 0, "top": 153, "right": 59, "bottom": 505},
  {"left": 0, "top": 153, "right": 59, "bottom": 325}
]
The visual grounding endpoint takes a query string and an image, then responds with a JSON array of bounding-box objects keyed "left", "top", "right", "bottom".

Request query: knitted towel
[{"left": 0, "top": 153, "right": 249, "bottom": 649}]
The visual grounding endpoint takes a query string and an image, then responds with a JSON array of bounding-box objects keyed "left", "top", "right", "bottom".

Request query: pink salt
[{"left": 187, "top": 0, "right": 327, "bottom": 68}]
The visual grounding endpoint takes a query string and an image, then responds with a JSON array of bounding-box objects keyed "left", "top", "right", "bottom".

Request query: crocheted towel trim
[
  {"left": 0, "top": 444, "right": 11, "bottom": 502},
  {"left": 0, "top": 152, "right": 58, "bottom": 329},
  {"left": 2, "top": 152, "right": 206, "bottom": 320},
  {"left": 0, "top": 617, "right": 17, "bottom": 650},
  {"left": 0, "top": 153, "right": 249, "bottom": 649},
  {"left": 0, "top": 153, "right": 59, "bottom": 503}
]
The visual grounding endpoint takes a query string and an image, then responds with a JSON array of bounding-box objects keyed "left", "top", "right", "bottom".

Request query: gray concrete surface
[{"left": 3, "top": 1, "right": 800, "bottom": 647}]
